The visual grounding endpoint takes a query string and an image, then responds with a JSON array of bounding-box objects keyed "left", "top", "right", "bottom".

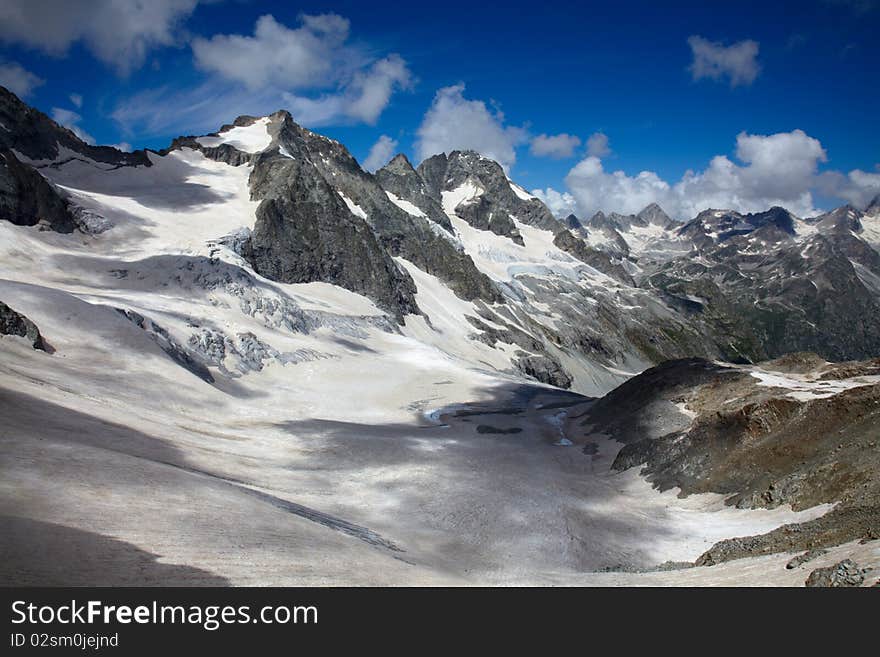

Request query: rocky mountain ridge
[{"left": 2, "top": 85, "right": 880, "bottom": 394}]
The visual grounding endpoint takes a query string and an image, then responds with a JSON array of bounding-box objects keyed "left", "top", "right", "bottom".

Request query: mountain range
[{"left": 1, "top": 85, "right": 878, "bottom": 586}]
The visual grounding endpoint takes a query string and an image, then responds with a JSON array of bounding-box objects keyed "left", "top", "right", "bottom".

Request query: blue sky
[{"left": 1, "top": 0, "right": 877, "bottom": 218}]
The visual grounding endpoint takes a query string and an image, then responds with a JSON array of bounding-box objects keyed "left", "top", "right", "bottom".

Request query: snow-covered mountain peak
[{"left": 195, "top": 116, "right": 273, "bottom": 154}]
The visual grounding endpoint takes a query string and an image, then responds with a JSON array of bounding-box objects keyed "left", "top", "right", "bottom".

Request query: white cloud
[
  {"left": 532, "top": 188, "right": 578, "bottom": 217},
  {"left": 0, "top": 60, "right": 43, "bottom": 97},
  {"left": 281, "top": 54, "right": 411, "bottom": 126},
  {"left": 362, "top": 135, "right": 398, "bottom": 172},
  {"left": 537, "top": 129, "right": 877, "bottom": 220},
  {"left": 530, "top": 133, "right": 580, "bottom": 159},
  {"left": 688, "top": 35, "right": 760, "bottom": 87},
  {"left": 817, "top": 169, "right": 880, "bottom": 208},
  {"left": 0, "top": 0, "right": 202, "bottom": 75},
  {"left": 69, "top": 93, "right": 82, "bottom": 108},
  {"left": 192, "top": 14, "right": 352, "bottom": 90},
  {"left": 564, "top": 156, "right": 673, "bottom": 218},
  {"left": 585, "top": 132, "right": 611, "bottom": 158},
  {"left": 190, "top": 14, "right": 410, "bottom": 127},
  {"left": 51, "top": 107, "right": 95, "bottom": 144},
  {"left": 110, "top": 142, "right": 132, "bottom": 153},
  {"left": 414, "top": 84, "right": 528, "bottom": 171}
]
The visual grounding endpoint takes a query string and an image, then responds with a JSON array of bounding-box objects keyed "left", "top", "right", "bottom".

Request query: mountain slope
[{"left": 570, "top": 354, "right": 880, "bottom": 564}]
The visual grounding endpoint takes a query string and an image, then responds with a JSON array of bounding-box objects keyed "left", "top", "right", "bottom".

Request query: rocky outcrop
[
  {"left": 0, "top": 85, "right": 152, "bottom": 235},
  {"left": 0, "top": 301, "right": 47, "bottom": 351},
  {"left": 637, "top": 202, "right": 674, "bottom": 228},
  {"left": 786, "top": 549, "right": 827, "bottom": 570},
  {"left": 240, "top": 113, "right": 501, "bottom": 315},
  {"left": 161, "top": 136, "right": 254, "bottom": 167},
  {"left": 0, "top": 149, "right": 77, "bottom": 232},
  {"left": 805, "top": 560, "right": 867, "bottom": 587},
  {"left": 577, "top": 355, "right": 880, "bottom": 563},
  {"left": 116, "top": 309, "right": 214, "bottom": 383},
  {"left": 564, "top": 214, "right": 584, "bottom": 232},
  {"left": 515, "top": 353, "right": 572, "bottom": 389},
  {"left": 242, "top": 153, "right": 419, "bottom": 321},
  {"left": 581, "top": 211, "right": 631, "bottom": 256},
  {"left": 373, "top": 154, "right": 453, "bottom": 232},
  {"left": 416, "top": 150, "right": 563, "bottom": 235}
]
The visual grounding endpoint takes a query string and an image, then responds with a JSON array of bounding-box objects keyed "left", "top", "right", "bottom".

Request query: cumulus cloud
[
  {"left": 192, "top": 14, "right": 352, "bottom": 90},
  {"left": 51, "top": 107, "right": 95, "bottom": 144},
  {"left": 0, "top": 0, "right": 201, "bottom": 75},
  {"left": 585, "top": 131, "right": 611, "bottom": 158},
  {"left": 536, "top": 129, "right": 877, "bottom": 220},
  {"left": 69, "top": 93, "right": 82, "bottom": 108},
  {"left": 688, "top": 35, "right": 760, "bottom": 87},
  {"left": 281, "top": 54, "right": 411, "bottom": 126},
  {"left": 362, "top": 135, "right": 398, "bottom": 172},
  {"left": 530, "top": 133, "right": 580, "bottom": 159},
  {"left": 532, "top": 188, "right": 578, "bottom": 217},
  {"left": 113, "top": 14, "right": 410, "bottom": 134},
  {"left": 564, "top": 156, "right": 673, "bottom": 217},
  {"left": 414, "top": 84, "right": 528, "bottom": 170},
  {"left": 817, "top": 169, "right": 880, "bottom": 208},
  {"left": 0, "top": 60, "right": 43, "bottom": 97},
  {"left": 190, "top": 14, "right": 410, "bottom": 127}
]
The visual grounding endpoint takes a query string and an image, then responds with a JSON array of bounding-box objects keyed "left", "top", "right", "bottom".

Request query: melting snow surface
[{"left": 750, "top": 370, "right": 880, "bottom": 401}]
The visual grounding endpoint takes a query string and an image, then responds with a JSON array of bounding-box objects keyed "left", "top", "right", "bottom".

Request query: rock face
[
  {"left": 514, "top": 353, "right": 573, "bottom": 389},
  {"left": 374, "top": 148, "right": 729, "bottom": 389},
  {"left": 373, "top": 154, "right": 453, "bottom": 232},
  {"left": 417, "top": 150, "right": 563, "bottom": 236},
  {"left": 240, "top": 113, "right": 501, "bottom": 319},
  {"left": 637, "top": 202, "right": 674, "bottom": 228},
  {"left": 0, "top": 301, "right": 47, "bottom": 351},
  {"left": 0, "top": 149, "right": 77, "bottom": 232},
  {"left": 786, "top": 549, "right": 827, "bottom": 570},
  {"left": 116, "top": 309, "right": 214, "bottom": 383},
  {"left": 805, "top": 560, "right": 866, "bottom": 587},
  {"left": 243, "top": 147, "right": 420, "bottom": 322}
]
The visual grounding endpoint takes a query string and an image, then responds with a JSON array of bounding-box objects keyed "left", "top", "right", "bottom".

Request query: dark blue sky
[{"left": 1, "top": 0, "right": 877, "bottom": 215}]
